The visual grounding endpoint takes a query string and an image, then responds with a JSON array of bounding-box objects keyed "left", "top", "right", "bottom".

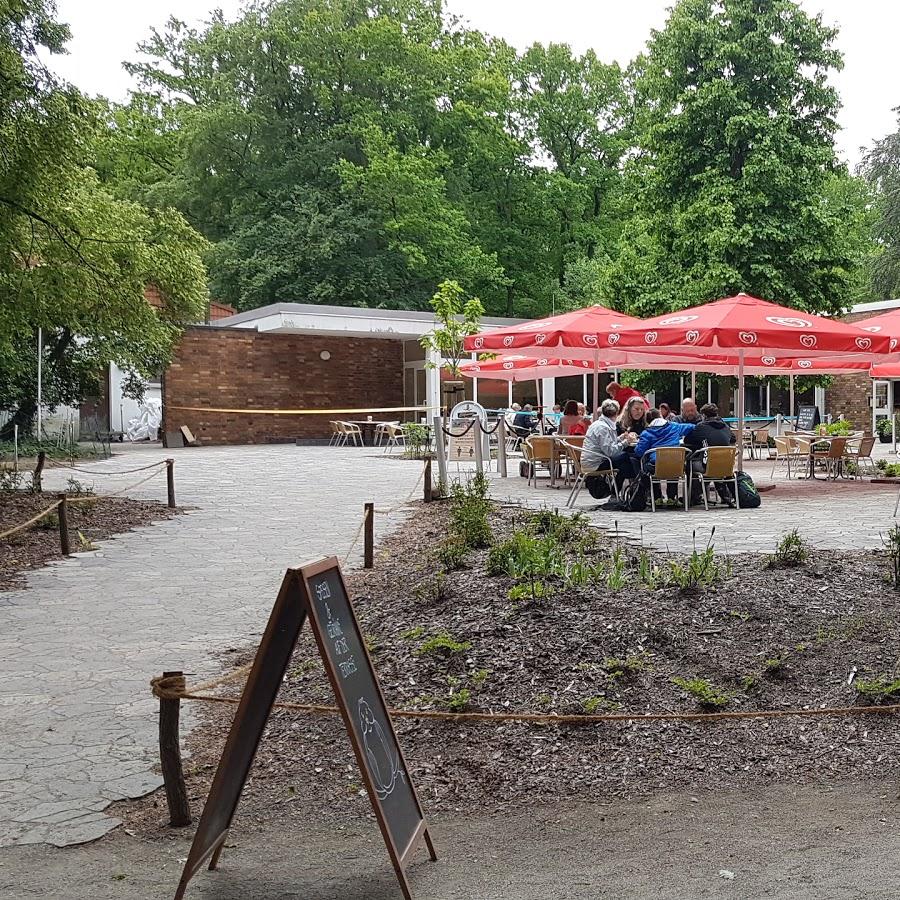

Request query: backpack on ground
[
  {"left": 584, "top": 475, "right": 611, "bottom": 500},
  {"left": 735, "top": 470, "right": 761, "bottom": 508},
  {"left": 602, "top": 473, "right": 648, "bottom": 512}
]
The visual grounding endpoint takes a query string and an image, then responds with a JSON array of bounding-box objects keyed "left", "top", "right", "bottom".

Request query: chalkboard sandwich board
[
  {"left": 173, "top": 558, "right": 436, "bottom": 900},
  {"left": 796, "top": 405, "right": 821, "bottom": 431}
]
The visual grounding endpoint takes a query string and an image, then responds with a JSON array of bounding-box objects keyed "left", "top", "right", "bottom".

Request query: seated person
[
  {"left": 658, "top": 402, "right": 675, "bottom": 422},
  {"left": 634, "top": 416, "right": 697, "bottom": 501},
  {"left": 685, "top": 403, "right": 737, "bottom": 505},
  {"left": 674, "top": 397, "right": 700, "bottom": 424},
  {"left": 512, "top": 403, "right": 538, "bottom": 437},
  {"left": 617, "top": 397, "right": 648, "bottom": 443},
  {"left": 558, "top": 400, "right": 584, "bottom": 436},
  {"left": 581, "top": 399, "right": 636, "bottom": 489},
  {"left": 504, "top": 403, "right": 521, "bottom": 430}
]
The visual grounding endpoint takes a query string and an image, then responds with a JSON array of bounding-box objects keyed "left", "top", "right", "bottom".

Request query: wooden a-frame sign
[{"left": 173, "top": 557, "right": 436, "bottom": 900}]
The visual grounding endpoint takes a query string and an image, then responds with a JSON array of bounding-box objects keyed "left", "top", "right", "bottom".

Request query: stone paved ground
[
  {"left": 484, "top": 442, "right": 900, "bottom": 554},
  {"left": 0, "top": 445, "right": 423, "bottom": 847}
]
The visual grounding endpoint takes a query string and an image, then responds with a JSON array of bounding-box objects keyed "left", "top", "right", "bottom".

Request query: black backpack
[
  {"left": 585, "top": 475, "right": 611, "bottom": 500},
  {"left": 602, "top": 473, "right": 648, "bottom": 512},
  {"left": 735, "top": 471, "right": 761, "bottom": 508}
]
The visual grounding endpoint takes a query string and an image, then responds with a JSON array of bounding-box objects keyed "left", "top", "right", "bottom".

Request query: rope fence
[
  {"left": 150, "top": 672, "right": 900, "bottom": 727},
  {"left": 1, "top": 459, "right": 177, "bottom": 551}
]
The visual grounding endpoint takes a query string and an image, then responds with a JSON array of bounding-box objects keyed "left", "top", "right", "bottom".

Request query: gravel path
[{"left": 0, "top": 445, "right": 422, "bottom": 847}]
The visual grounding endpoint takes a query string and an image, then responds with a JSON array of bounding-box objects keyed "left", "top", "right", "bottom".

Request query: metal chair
[
  {"left": 327, "top": 421, "right": 342, "bottom": 447},
  {"left": 813, "top": 437, "right": 847, "bottom": 480},
  {"left": 691, "top": 446, "right": 740, "bottom": 510},
  {"left": 843, "top": 435, "right": 876, "bottom": 478},
  {"left": 647, "top": 446, "right": 690, "bottom": 512},
  {"left": 561, "top": 441, "right": 619, "bottom": 507},
  {"left": 381, "top": 423, "right": 406, "bottom": 454},
  {"left": 339, "top": 421, "right": 363, "bottom": 447},
  {"left": 523, "top": 436, "right": 554, "bottom": 487}
]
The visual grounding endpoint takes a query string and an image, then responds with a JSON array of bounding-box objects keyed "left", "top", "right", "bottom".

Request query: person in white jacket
[{"left": 581, "top": 399, "right": 635, "bottom": 488}]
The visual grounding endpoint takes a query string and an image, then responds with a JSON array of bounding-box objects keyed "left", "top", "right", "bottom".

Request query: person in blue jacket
[{"left": 634, "top": 417, "right": 697, "bottom": 503}]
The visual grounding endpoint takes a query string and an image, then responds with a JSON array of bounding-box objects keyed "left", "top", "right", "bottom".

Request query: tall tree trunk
[{"left": 0, "top": 401, "right": 36, "bottom": 441}]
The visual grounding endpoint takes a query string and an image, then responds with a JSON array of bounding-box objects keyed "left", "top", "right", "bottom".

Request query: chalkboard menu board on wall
[
  {"left": 173, "top": 560, "right": 435, "bottom": 900},
  {"left": 797, "top": 405, "right": 820, "bottom": 431}
]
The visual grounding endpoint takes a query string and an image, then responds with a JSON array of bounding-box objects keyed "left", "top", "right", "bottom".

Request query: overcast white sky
[{"left": 49, "top": 0, "right": 899, "bottom": 166}]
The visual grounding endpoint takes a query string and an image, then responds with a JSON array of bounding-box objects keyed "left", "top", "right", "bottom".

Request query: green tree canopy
[
  {"left": 860, "top": 112, "right": 900, "bottom": 300},
  {"left": 604, "top": 0, "right": 861, "bottom": 317},
  {"left": 0, "top": 0, "right": 208, "bottom": 435}
]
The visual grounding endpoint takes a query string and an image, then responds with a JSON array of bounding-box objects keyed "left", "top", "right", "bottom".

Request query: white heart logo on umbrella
[
  {"left": 538, "top": 359, "right": 548, "bottom": 366},
  {"left": 473, "top": 336, "right": 484, "bottom": 349},
  {"left": 502, "top": 361, "right": 514, "bottom": 369},
  {"left": 892, "top": 339, "right": 898, "bottom": 351},
  {"left": 645, "top": 331, "right": 658, "bottom": 344},
  {"left": 582, "top": 334, "right": 598, "bottom": 346},
  {"left": 798, "top": 359, "right": 813, "bottom": 368},
  {"left": 738, "top": 331, "right": 757, "bottom": 344},
  {"left": 535, "top": 333, "right": 547, "bottom": 344},
  {"left": 800, "top": 334, "right": 816, "bottom": 348},
  {"left": 855, "top": 337, "right": 872, "bottom": 350},
  {"left": 761, "top": 356, "right": 776, "bottom": 366},
  {"left": 607, "top": 333, "right": 620, "bottom": 345},
  {"left": 471, "top": 365, "right": 480, "bottom": 372},
  {"left": 685, "top": 330, "right": 700, "bottom": 343},
  {"left": 502, "top": 336, "right": 514, "bottom": 347}
]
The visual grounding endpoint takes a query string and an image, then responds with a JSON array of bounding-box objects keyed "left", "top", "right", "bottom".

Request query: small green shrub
[
  {"left": 417, "top": 631, "right": 472, "bottom": 657},
  {"left": 446, "top": 687, "right": 472, "bottom": 711},
  {"left": 65, "top": 476, "right": 93, "bottom": 496},
  {"left": 449, "top": 476, "right": 493, "bottom": 548},
  {"left": 766, "top": 529, "right": 810, "bottom": 569},
  {"left": 507, "top": 580, "right": 552, "bottom": 603},
  {"left": 825, "top": 419, "right": 852, "bottom": 436},
  {"left": 667, "top": 530, "right": 726, "bottom": 592},
  {"left": 672, "top": 676, "right": 730, "bottom": 710},
  {"left": 855, "top": 675, "right": 900, "bottom": 704},
  {"left": 606, "top": 547, "right": 626, "bottom": 589},
  {"left": 401, "top": 626, "right": 424, "bottom": 640},
  {"left": 637, "top": 550, "right": 662, "bottom": 589},
  {"left": 413, "top": 572, "right": 451, "bottom": 604},
  {"left": 882, "top": 525, "right": 900, "bottom": 590},
  {"left": 528, "top": 509, "right": 589, "bottom": 543},
  {"left": 436, "top": 538, "right": 468, "bottom": 572},
  {"left": 601, "top": 655, "right": 646, "bottom": 679},
  {"left": 763, "top": 656, "right": 787, "bottom": 678}
]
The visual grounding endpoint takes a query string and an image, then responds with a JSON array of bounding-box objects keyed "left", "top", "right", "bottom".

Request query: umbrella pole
[
  {"left": 691, "top": 369, "right": 696, "bottom": 398},
  {"left": 738, "top": 351, "right": 746, "bottom": 463},
  {"left": 592, "top": 350, "right": 600, "bottom": 421},
  {"left": 789, "top": 374, "right": 795, "bottom": 428},
  {"left": 535, "top": 378, "right": 543, "bottom": 433}
]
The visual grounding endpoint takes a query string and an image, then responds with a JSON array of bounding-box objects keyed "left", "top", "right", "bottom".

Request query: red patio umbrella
[
  {"left": 464, "top": 305, "right": 732, "bottom": 417},
  {"left": 591, "top": 294, "right": 891, "bottom": 453}
]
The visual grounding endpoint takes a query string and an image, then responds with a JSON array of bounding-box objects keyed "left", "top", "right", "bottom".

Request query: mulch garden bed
[
  {"left": 0, "top": 491, "right": 179, "bottom": 590},
  {"left": 123, "top": 497, "right": 900, "bottom": 838}
]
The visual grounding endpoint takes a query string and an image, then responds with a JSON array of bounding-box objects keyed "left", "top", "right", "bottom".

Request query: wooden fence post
[
  {"left": 56, "top": 493, "right": 70, "bottom": 556},
  {"left": 166, "top": 459, "right": 176, "bottom": 509},
  {"left": 33, "top": 451, "right": 46, "bottom": 493},
  {"left": 159, "top": 670, "right": 192, "bottom": 827},
  {"left": 364, "top": 503, "right": 374, "bottom": 569},
  {"left": 423, "top": 457, "right": 432, "bottom": 503}
]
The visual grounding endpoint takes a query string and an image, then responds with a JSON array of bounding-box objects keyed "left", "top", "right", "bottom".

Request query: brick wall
[
  {"left": 827, "top": 311, "right": 876, "bottom": 430},
  {"left": 163, "top": 327, "right": 404, "bottom": 444}
]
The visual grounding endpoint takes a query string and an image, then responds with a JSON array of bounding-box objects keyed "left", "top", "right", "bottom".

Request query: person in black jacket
[{"left": 685, "top": 403, "right": 736, "bottom": 505}]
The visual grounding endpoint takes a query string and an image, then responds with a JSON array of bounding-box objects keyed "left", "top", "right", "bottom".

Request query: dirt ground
[{"left": 3, "top": 780, "right": 899, "bottom": 899}]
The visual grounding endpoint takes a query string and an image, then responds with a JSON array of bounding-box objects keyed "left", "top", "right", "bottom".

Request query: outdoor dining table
[
  {"left": 344, "top": 419, "right": 399, "bottom": 446},
  {"left": 789, "top": 433, "right": 857, "bottom": 480}
]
